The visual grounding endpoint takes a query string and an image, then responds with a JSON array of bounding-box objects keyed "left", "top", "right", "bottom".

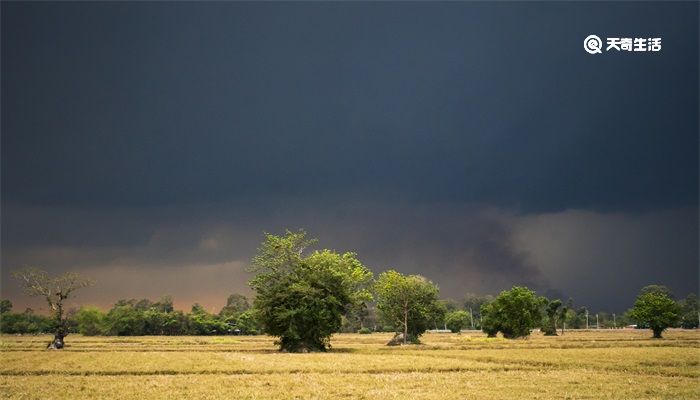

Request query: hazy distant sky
[{"left": 2, "top": 1, "right": 697, "bottom": 313}]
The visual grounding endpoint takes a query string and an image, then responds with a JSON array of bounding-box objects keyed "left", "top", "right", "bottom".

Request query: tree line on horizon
[{"left": 2, "top": 230, "right": 698, "bottom": 350}]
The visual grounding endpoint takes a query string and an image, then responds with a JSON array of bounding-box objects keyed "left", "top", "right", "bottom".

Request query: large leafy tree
[
  {"left": 249, "top": 230, "right": 373, "bottom": 352},
  {"left": 374, "top": 270, "right": 442, "bottom": 344},
  {"left": 12, "top": 267, "right": 92, "bottom": 349},
  {"left": 480, "top": 286, "right": 544, "bottom": 339},
  {"left": 630, "top": 289, "right": 680, "bottom": 338}
]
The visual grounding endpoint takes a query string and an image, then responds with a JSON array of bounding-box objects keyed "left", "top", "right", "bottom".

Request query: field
[{"left": 1, "top": 330, "right": 699, "bottom": 399}]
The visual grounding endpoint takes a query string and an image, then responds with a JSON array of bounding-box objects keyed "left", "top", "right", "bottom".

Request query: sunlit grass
[{"left": 1, "top": 330, "right": 698, "bottom": 399}]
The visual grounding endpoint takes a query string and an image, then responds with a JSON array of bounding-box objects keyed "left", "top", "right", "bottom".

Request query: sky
[{"left": 2, "top": 1, "right": 698, "bottom": 314}]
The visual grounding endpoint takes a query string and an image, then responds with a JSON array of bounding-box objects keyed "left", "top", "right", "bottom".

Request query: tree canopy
[
  {"left": 249, "top": 230, "right": 373, "bottom": 352},
  {"left": 445, "top": 310, "right": 471, "bottom": 333},
  {"left": 678, "top": 293, "right": 699, "bottom": 329},
  {"left": 374, "top": 270, "right": 442, "bottom": 344},
  {"left": 541, "top": 299, "right": 564, "bottom": 336},
  {"left": 219, "top": 293, "right": 250, "bottom": 320},
  {"left": 630, "top": 289, "right": 680, "bottom": 338},
  {"left": 480, "top": 286, "right": 545, "bottom": 339}
]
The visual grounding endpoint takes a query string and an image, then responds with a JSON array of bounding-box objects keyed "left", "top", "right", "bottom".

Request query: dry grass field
[{"left": 1, "top": 330, "right": 698, "bottom": 399}]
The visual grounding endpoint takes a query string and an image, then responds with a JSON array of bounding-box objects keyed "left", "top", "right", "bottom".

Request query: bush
[
  {"left": 358, "top": 327, "right": 372, "bottom": 334},
  {"left": 445, "top": 310, "right": 470, "bottom": 333}
]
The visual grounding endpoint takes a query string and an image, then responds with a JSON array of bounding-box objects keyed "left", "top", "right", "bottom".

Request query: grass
[{"left": 1, "top": 330, "right": 698, "bottom": 399}]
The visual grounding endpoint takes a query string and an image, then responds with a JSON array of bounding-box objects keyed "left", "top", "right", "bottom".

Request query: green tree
[
  {"left": 431, "top": 300, "right": 448, "bottom": 330},
  {"left": 558, "top": 298, "right": 579, "bottom": 332},
  {"left": 341, "top": 302, "right": 370, "bottom": 332},
  {"left": 219, "top": 293, "right": 250, "bottom": 319},
  {"left": 152, "top": 295, "right": 174, "bottom": 313},
  {"left": 75, "top": 306, "right": 106, "bottom": 336},
  {"left": 541, "top": 299, "right": 563, "bottom": 336},
  {"left": 480, "top": 286, "right": 544, "bottom": 339},
  {"left": 133, "top": 299, "right": 153, "bottom": 311},
  {"left": 191, "top": 303, "right": 208, "bottom": 315},
  {"left": 143, "top": 309, "right": 169, "bottom": 335},
  {"left": 630, "top": 289, "right": 680, "bottom": 338},
  {"left": 574, "top": 307, "right": 590, "bottom": 329},
  {"left": 640, "top": 285, "right": 674, "bottom": 299},
  {"left": 480, "top": 301, "right": 499, "bottom": 337},
  {"left": 105, "top": 302, "right": 146, "bottom": 336},
  {"left": 235, "top": 309, "right": 261, "bottom": 334},
  {"left": 445, "top": 310, "right": 470, "bottom": 333},
  {"left": 0, "top": 308, "right": 52, "bottom": 334},
  {"left": 374, "top": 270, "right": 442, "bottom": 344},
  {"left": 442, "top": 299, "right": 461, "bottom": 313},
  {"left": 188, "top": 309, "right": 228, "bottom": 335},
  {"left": 678, "top": 293, "right": 699, "bottom": 329},
  {"left": 0, "top": 299, "right": 12, "bottom": 314},
  {"left": 463, "top": 293, "right": 493, "bottom": 329},
  {"left": 249, "top": 230, "right": 373, "bottom": 352},
  {"left": 12, "top": 267, "right": 93, "bottom": 349},
  {"left": 159, "top": 311, "right": 189, "bottom": 335}
]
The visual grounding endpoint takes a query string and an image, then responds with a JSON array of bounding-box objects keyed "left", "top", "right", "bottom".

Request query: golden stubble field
[{"left": 1, "top": 330, "right": 698, "bottom": 399}]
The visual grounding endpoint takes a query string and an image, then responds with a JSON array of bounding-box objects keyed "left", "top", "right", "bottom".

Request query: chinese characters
[{"left": 606, "top": 37, "right": 662, "bottom": 52}]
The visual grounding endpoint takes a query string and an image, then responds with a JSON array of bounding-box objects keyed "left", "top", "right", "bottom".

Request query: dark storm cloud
[
  {"left": 2, "top": 2, "right": 697, "bottom": 211},
  {"left": 5, "top": 202, "right": 547, "bottom": 311},
  {"left": 2, "top": 201, "right": 696, "bottom": 312},
  {"left": 1, "top": 2, "right": 697, "bottom": 312}
]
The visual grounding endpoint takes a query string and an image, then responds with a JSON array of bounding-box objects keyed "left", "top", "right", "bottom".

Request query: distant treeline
[
  {"left": 1, "top": 290, "right": 697, "bottom": 336},
  {"left": 0, "top": 294, "right": 258, "bottom": 336}
]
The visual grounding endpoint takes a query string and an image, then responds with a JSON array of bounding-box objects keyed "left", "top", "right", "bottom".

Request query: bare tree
[{"left": 12, "top": 267, "right": 93, "bottom": 349}]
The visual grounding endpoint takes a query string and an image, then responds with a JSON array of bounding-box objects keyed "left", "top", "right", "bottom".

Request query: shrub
[{"left": 445, "top": 310, "right": 470, "bottom": 333}]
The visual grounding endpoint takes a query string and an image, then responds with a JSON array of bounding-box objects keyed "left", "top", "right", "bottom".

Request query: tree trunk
[
  {"left": 48, "top": 300, "right": 67, "bottom": 350},
  {"left": 403, "top": 301, "right": 408, "bottom": 344},
  {"left": 47, "top": 333, "right": 65, "bottom": 350},
  {"left": 652, "top": 328, "right": 663, "bottom": 339},
  {"left": 403, "top": 304, "right": 408, "bottom": 345}
]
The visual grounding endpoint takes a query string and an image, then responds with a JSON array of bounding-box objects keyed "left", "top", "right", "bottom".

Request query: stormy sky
[{"left": 2, "top": 2, "right": 698, "bottom": 314}]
